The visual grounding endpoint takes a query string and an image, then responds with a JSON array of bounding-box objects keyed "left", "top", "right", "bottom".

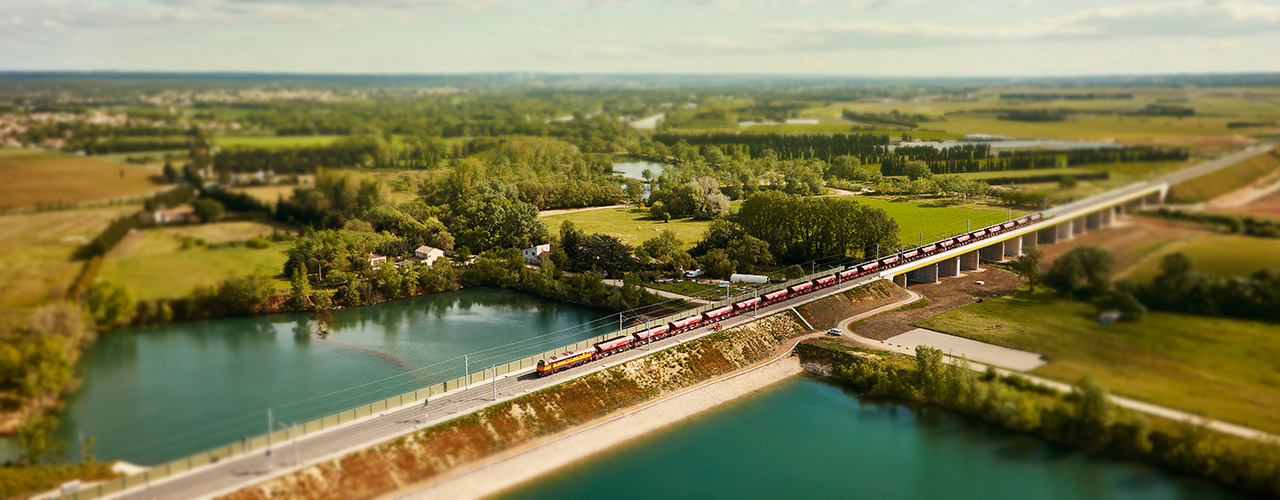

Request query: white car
[{"left": 826, "top": 328, "right": 843, "bottom": 336}]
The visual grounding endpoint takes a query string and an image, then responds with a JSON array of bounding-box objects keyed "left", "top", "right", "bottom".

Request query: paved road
[
  {"left": 601, "top": 278, "right": 714, "bottom": 305},
  {"left": 107, "top": 275, "right": 880, "bottom": 500}
]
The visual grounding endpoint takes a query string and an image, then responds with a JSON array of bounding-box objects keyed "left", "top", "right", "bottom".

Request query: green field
[
  {"left": 1167, "top": 149, "right": 1280, "bottom": 203},
  {"left": 851, "top": 196, "right": 1023, "bottom": 244},
  {"left": 0, "top": 206, "right": 138, "bottom": 310},
  {"left": 915, "top": 289, "right": 1280, "bottom": 434},
  {"left": 101, "top": 227, "right": 290, "bottom": 300},
  {"left": 1121, "top": 233, "right": 1280, "bottom": 282},
  {"left": 213, "top": 135, "right": 345, "bottom": 148},
  {"left": 954, "top": 167, "right": 1096, "bottom": 181},
  {"left": 541, "top": 207, "right": 711, "bottom": 249}
]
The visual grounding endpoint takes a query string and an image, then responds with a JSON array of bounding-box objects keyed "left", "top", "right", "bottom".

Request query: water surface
[
  {"left": 500, "top": 376, "right": 1247, "bottom": 500},
  {"left": 42, "top": 288, "right": 606, "bottom": 465}
]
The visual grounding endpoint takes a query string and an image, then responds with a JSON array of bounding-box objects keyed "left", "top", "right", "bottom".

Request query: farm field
[
  {"left": 1119, "top": 233, "right": 1280, "bottom": 282},
  {"left": 915, "top": 289, "right": 1280, "bottom": 435},
  {"left": 1166, "top": 148, "right": 1280, "bottom": 203},
  {"left": 100, "top": 228, "right": 291, "bottom": 300},
  {"left": 0, "top": 205, "right": 137, "bottom": 310},
  {"left": 954, "top": 167, "right": 1095, "bottom": 181},
  {"left": 0, "top": 151, "right": 167, "bottom": 210},
  {"left": 232, "top": 185, "right": 297, "bottom": 206}
]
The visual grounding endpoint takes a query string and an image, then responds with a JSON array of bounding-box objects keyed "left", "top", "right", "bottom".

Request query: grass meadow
[
  {"left": 100, "top": 229, "right": 291, "bottom": 301},
  {"left": 0, "top": 206, "right": 137, "bottom": 310},
  {"left": 1120, "top": 233, "right": 1280, "bottom": 282},
  {"left": 915, "top": 289, "right": 1280, "bottom": 435}
]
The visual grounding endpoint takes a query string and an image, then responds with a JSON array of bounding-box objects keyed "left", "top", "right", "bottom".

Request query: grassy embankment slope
[
  {"left": 0, "top": 151, "right": 165, "bottom": 210},
  {"left": 1166, "top": 148, "right": 1280, "bottom": 203},
  {"left": 914, "top": 289, "right": 1280, "bottom": 435},
  {"left": 98, "top": 221, "right": 291, "bottom": 301}
]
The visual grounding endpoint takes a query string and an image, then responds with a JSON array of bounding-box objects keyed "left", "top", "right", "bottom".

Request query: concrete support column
[
  {"left": 1021, "top": 231, "right": 1038, "bottom": 249},
  {"left": 939, "top": 257, "right": 960, "bottom": 277},
  {"left": 1057, "top": 222, "right": 1073, "bottom": 240},
  {"left": 1072, "top": 218, "right": 1087, "bottom": 236},
  {"left": 893, "top": 273, "right": 907, "bottom": 288},
  {"left": 1085, "top": 212, "right": 1102, "bottom": 230},
  {"left": 1101, "top": 208, "right": 1113, "bottom": 227},
  {"left": 1146, "top": 193, "right": 1161, "bottom": 206},
  {"left": 1004, "top": 236, "right": 1023, "bottom": 258},
  {"left": 980, "top": 242, "right": 1005, "bottom": 262},
  {"left": 909, "top": 264, "right": 939, "bottom": 285},
  {"left": 960, "top": 250, "right": 981, "bottom": 271},
  {"left": 1038, "top": 227, "right": 1058, "bottom": 245}
]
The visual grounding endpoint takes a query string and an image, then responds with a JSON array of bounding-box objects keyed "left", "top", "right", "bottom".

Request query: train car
[
  {"left": 594, "top": 336, "right": 633, "bottom": 357},
  {"left": 859, "top": 262, "right": 880, "bottom": 273},
  {"left": 939, "top": 240, "right": 955, "bottom": 249},
  {"left": 733, "top": 297, "right": 762, "bottom": 311},
  {"left": 702, "top": 306, "right": 734, "bottom": 322},
  {"left": 669, "top": 315, "right": 702, "bottom": 333},
  {"left": 956, "top": 234, "right": 972, "bottom": 244},
  {"left": 763, "top": 290, "right": 789, "bottom": 303},
  {"left": 814, "top": 275, "right": 837, "bottom": 288},
  {"left": 971, "top": 229, "right": 988, "bottom": 238},
  {"left": 1030, "top": 213, "right": 1043, "bottom": 222},
  {"left": 902, "top": 250, "right": 919, "bottom": 261},
  {"left": 839, "top": 268, "right": 859, "bottom": 281},
  {"left": 1001, "top": 221, "right": 1016, "bottom": 231},
  {"left": 632, "top": 325, "right": 670, "bottom": 344},
  {"left": 788, "top": 282, "right": 813, "bottom": 295},
  {"left": 537, "top": 347, "right": 595, "bottom": 377},
  {"left": 1016, "top": 216, "right": 1030, "bottom": 225},
  {"left": 881, "top": 256, "right": 900, "bottom": 267},
  {"left": 922, "top": 244, "right": 937, "bottom": 254}
]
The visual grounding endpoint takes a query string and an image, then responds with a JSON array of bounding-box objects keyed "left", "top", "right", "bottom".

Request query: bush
[{"left": 246, "top": 237, "right": 271, "bottom": 249}]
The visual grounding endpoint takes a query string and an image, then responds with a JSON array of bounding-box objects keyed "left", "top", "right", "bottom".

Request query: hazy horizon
[{"left": 4, "top": 0, "right": 1278, "bottom": 76}]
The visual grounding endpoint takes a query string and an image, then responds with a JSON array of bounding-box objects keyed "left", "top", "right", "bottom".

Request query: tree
[
  {"left": 698, "top": 249, "right": 735, "bottom": 279},
  {"left": 577, "top": 234, "right": 634, "bottom": 276},
  {"left": 826, "top": 155, "right": 865, "bottom": 181},
  {"left": 83, "top": 280, "right": 136, "bottom": 329},
  {"left": 1072, "top": 376, "right": 1115, "bottom": 443},
  {"left": 1044, "top": 245, "right": 1114, "bottom": 299},
  {"left": 16, "top": 411, "right": 63, "bottom": 465},
  {"left": 289, "top": 263, "right": 313, "bottom": 310},
  {"left": 903, "top": 160, "right": 933, "bottom": 181},
  {"left": 163, "top": 162, "right": 179, "bottom": 184},
  {"left": 193, "top": 198, "right": 225, "bottom": 223},
  {"left": 1008, "top": 247, "right": 1044, "bottom": 292}
]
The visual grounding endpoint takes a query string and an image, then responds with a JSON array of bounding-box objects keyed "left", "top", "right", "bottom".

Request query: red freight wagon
[
  {"left": 788, "top": 282, "right": 813, "bottom": 294},
  {"left": 734, "top": 297, "right": 761, "bottom": 310},
  {"left": 668, "top": 316, "right": 702, "bottom": 331},
  {"left": 594, "top": 336, "right": 632, "bottom": 355},
  {"left": 702, "top": 306, "right": 734, "bottom": 321},
  {"left": 839, "top": 269, "right": 858, "bottom": 280},
  {"left": 633, "top": 325, "right": 669, "bottom": 342},
  {"left": 764, "top": 290, "right": 789, "bottom": 302},
  {"left": 814, "top": 275, "right": 836, "bottom": 287}
]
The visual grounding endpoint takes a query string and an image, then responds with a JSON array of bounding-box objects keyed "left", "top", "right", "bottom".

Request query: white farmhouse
[{"left": 522, "top": 243, "right": 552, "bottom": 265}]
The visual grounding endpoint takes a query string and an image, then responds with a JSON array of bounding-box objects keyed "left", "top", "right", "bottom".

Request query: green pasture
[{"left": 1120, "top": 233, "right": 1280, "bottom": 282}]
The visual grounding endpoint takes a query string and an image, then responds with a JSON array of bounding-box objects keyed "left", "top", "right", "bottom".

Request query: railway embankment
[{"left": 221, "top": 312, "right": 810, "bottom": 500}]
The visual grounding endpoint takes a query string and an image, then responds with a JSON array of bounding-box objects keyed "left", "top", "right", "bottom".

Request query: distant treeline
[
  {"left": 66, "top": 137, "right": 202, "bottom": 154},
  {"left": 653, "top": 132, "right": 892, "bottom": 164},
  {"left": 1129, "top": 104, "right": 1195, "bottom": 117},
  {"left": 999, "top": 92, "right": 1134, "bottom": 101},
  {"left": 879, "top": 145, "right": 1186, "bottom": 176},
  {"left": 1143, "top": 208, "right": 1280, "bottom": 239},
  {"left": 211, "top": 138, "right": 380, "bottom": 173},
  {"left": 997, "top": 109, "right": 1068, "bottom": 122},
  {"left": 840, "top": 109, "right": 924, "bottom": 128}
]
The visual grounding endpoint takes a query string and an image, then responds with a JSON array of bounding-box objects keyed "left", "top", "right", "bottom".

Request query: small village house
[
  {"left": 414, "top": 245, "right": 445, "bottom": 266},
  {"left": 522, "top": 243, "right": 552, "bottom": 265}
]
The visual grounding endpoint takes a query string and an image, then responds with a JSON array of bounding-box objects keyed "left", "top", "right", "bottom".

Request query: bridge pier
[
  {"left": 980, "top": 242, "right": 1005, "bottom": 262},
  {"left": 1057, "top": 221, "right": 1073, "bottom": 240},
  {"left": 909, "top": 264, "right": 939, "bottom": 285},
  {"left": 1038, "top": 227, "right": 1058, "bottom": 245},
  {"left": 939, "top": 257, "right": 960, "bottom": 277},
  {"left": 1085, "top": 212, "right": 1102, "bottom": 230},
  {"left": 1072, "top": 218, "right": 1087, "bottom": 237},
  {"left": 893, "top": 273, "right": 907, "bottom": 288},
  {"left": 1004, "top": 236, "right": 1023, "bottom": 258},
  {"left": 1101, "top": 207, "right": 1114, "bottom": 227},
  {"left": 1021, "top": 231, "right": 1038, "bottom": 249},
  {"left": 960, "top": 250, "right": 981, "bottom": 271}
]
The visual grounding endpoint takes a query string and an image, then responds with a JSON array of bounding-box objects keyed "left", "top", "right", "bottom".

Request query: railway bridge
[{"left": 885, "top": 182, "right": 1167, "bottom": 287}]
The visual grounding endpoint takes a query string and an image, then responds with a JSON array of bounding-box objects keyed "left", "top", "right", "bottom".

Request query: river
[
  {"left": 499, "top": 377, "right": 1247, "bottom": 500},
  {"left": 21, "top": 288, "right": 607, "bottom": 465}
]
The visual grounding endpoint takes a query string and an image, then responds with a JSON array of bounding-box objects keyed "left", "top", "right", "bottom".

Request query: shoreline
[{"left": 383, "top": 345, "right": 807, "bottom": 500}]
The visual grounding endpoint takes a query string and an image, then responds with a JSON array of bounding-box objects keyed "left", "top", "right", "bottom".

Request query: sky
[{"left": 2, "top": 0, "right": 1279, "bottom": 76}]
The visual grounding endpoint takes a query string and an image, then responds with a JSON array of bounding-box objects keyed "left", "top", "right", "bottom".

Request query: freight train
[{"left": 535, "top": 213, "right": 1044, "bottom": 377}]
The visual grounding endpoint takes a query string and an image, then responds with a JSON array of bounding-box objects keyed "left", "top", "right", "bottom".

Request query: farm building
[
  {"left": 153, "top": 205, "right": 196, "bottom": 224},
  {"left": 368, "top": 253, "right": 387, "bottom": 268},
  {"left": 523, "top": 243, "right": 552, "bottom": 265},
  {"left": 414, "top": 245, "right": 445, "bottom": 266}
]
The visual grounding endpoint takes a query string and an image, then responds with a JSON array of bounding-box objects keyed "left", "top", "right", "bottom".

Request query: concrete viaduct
[{"left": 885, "top": 183, "right": 1169, "bottom": 288}]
